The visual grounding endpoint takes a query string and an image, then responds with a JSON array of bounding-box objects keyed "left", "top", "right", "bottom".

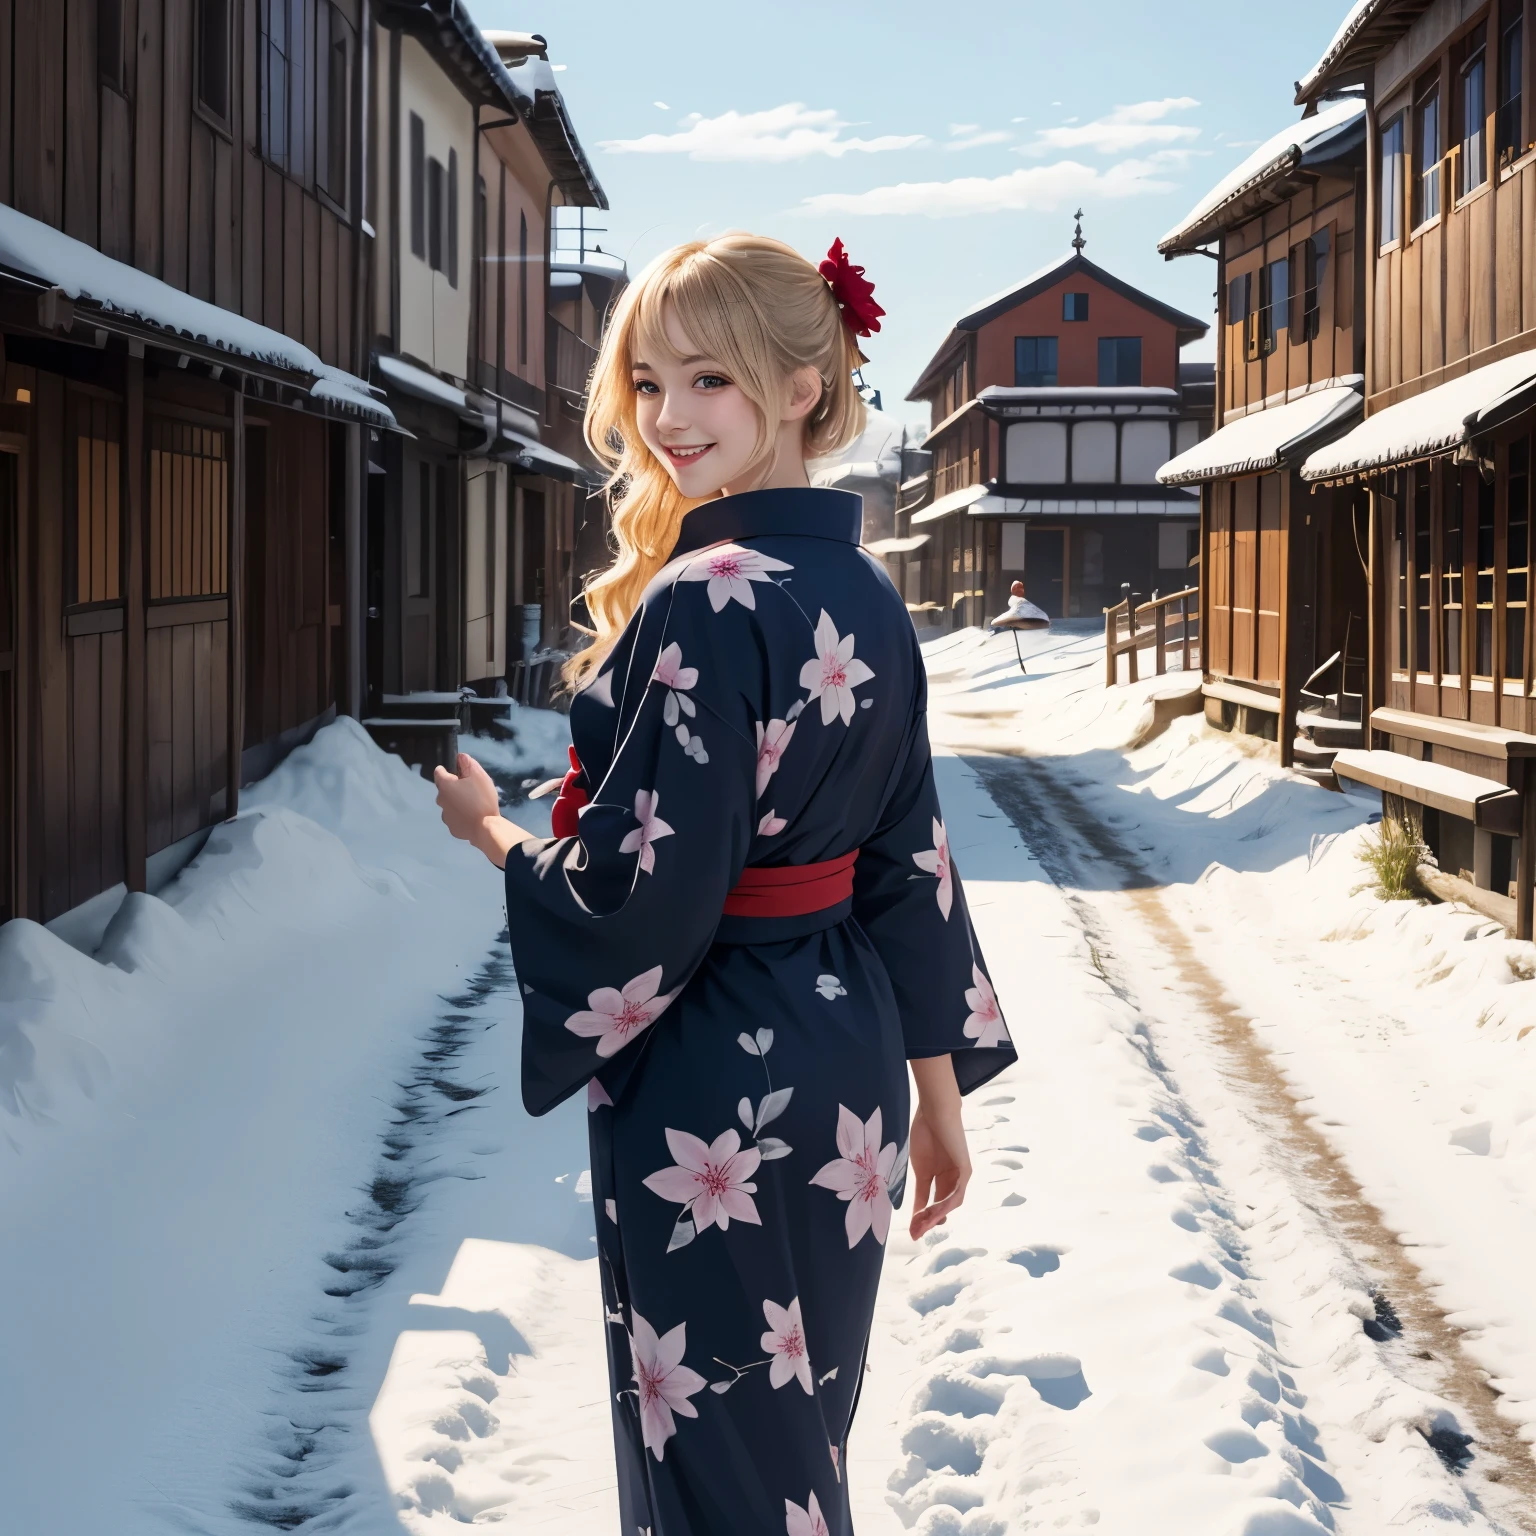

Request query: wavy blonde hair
[{"left": 564, "top": 233, "right": 868, "bottom": 686}]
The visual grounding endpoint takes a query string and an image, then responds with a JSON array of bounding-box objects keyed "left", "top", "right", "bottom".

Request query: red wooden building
[{"left": 904, "top": 235, "right": 1210, "bottom": 630}]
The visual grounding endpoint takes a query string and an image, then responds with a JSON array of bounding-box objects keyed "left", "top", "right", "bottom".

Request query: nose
[{"left": 654, "top": 387, "right": 691, "bottom": 436}]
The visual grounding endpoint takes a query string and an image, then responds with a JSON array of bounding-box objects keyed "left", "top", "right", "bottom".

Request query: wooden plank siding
[{"left": 0, "top": 0, "right": 373, "bottom": 922}]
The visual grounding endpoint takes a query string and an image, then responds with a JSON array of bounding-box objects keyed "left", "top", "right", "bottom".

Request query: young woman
[{"left": 433, "top": 233, "right": 1013, "bottom": 1536}]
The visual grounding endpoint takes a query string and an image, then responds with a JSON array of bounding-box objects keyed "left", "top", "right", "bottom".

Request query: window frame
[
  {"left": 1379, "top": 110, "right": 1406, "bottom": 250},
  {"left": 194, "top": 0, "right": 234, "bottom": 136},
  {"left": 1497, "top": 0, "right": 1527, "bottom": 168},
  {"left": 409, "top": 113, "right": 427, "bottom": 260},
  {"left": 1456, "top": 23, "right": 1490, "bottom": 201},
  {"left": 1412, "top": 70, "right": 1442, "bottom": 232},
  {"left": 1096, "top": 336, "right": 1143, "bottom": 388},
  {"left": 1062, "top": 292, "right": 1089, "bottom": 323},
  {"left": 314, "top": 1, "right": 354, "bottom": 213},
  {"left": 1013, "top": 335, "right": 1059, "bottom": 388}
]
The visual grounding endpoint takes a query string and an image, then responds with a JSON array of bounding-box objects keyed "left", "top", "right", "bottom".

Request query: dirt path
[{"left": 963, "top": 745, "right": 1536, "bottom": 1534}]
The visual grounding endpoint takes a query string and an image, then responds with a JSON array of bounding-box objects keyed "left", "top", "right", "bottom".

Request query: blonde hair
[{"left": 565, "top": 233, "right": 868, "bottom": 686}]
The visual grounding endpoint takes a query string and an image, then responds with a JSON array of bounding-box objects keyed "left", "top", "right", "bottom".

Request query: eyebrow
[{"left": 631, "top": 355, "right": 717, "bottom": 370}]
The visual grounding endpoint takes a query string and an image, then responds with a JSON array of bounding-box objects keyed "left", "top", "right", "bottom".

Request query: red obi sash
[
  {"left": 722, "top": 850, "right": 858, "bottom": 919},
  {"left": 550, "top": 745, "right": 589, "bottom": 838}
]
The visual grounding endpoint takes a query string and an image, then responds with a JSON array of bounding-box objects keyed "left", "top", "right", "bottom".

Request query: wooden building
[
  {"left": 1156, "top": 96, "right": 1371, "bottom": 773},
  {"left": 1297, "top": 0, "right": 1536, "bottom": 937},
  {"left": 904, "top": 240, "right": 1210, "bottom": 631},
  {"left": 0, "top": 0, "right": 392, "bottom": 926},
  {"left": 364, "top": 13, "right": 608, "bottom": 720}
]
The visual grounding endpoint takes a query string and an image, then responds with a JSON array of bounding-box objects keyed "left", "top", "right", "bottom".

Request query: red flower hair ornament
[{"left": 819, "top": 238, "right": 885, "bottom": 339}]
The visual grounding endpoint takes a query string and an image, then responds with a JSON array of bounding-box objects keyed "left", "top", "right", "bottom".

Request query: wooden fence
[{"left": 1104, "top": 584, "right": 1200, "bottom": 686}]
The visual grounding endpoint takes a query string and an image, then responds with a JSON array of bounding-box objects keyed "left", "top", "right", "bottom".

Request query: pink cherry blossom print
[
  {"left": 755, "top": 718, "right": 797, "bottom": 798},
  {"left": 564, "top": 966, "right": 679, "bottom": 1059},
  {"left": 587, "top": 1078, "right": 613, "bottom": 1112},
  {"left": 757, "top": 810, "right": 788, "bottom": 838},
  {"left": 628, "top": 1310, "right": 707, "bottom": 1461},
  {"left": 911, "top": 816, "right": 953, "bottom": 920},
  {"left": 618, "top": 789, "right": 675, "bottom": 875},
  {"left": 798, "top": 610, "right": 875, "bottom": 726},
  {"left": 643, "top": 1127, "right": 763, "bottom": 1233},
  {"left": 963, "top": 964, "right": 1010, "bottom": 1048},
  {"left": 679, "top": 543, "right": 793, "bottom": 612},
  {"left": 652, "top": 642, "right": 699, "bottom": 692},
  {"left": 785, "top": 1490, "right": 831, "bottom": 1536},
  {"left": 809, "top": 1104, "right": 898, "bottom": 1248},
  {"left": 760, "top": 1297, "right": 814, "bottom": 1395}
]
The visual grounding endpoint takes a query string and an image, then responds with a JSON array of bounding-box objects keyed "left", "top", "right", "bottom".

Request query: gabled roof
[
  {"left": 1160, "top": 97, "right": 1366, "bottom": 254},
  {"left": 906, "top": 251, "right": 1208, "bottom": 402},
  {"left": 1297, "top": 0, "right": 1437, "bottom": 103}
]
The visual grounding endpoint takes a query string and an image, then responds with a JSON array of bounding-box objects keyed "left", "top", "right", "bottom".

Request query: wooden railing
[
  {"left": 1104, "top": 584, "right": 1200, "bottom": 686},
  {"left": 551, "top": 319, "right": 599, "bottom": 402},
  {"left": 932, "top": 450, "right": 980, "bottom": 502}
]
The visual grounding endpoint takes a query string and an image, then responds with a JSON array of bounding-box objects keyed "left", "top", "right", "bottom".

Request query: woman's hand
[
  {"left": 908, "top": 1055, "right": 971, "bottom": 1241},
  {"left": 433, "top": 753, "right": 534, "bottom": 869}
]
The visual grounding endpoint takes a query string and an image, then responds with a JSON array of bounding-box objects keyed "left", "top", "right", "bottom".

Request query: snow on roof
[
  {"left": 377, "top": 354, "right": 470, "bottom": 414},
  {"left": 1159, "top": 384, "right": 1362, "bottom": 485},
  {"left": 1302, "top": 349, "right": 1536, "bottom": 481},
  {"left": 1298, "top": 0, "right": 1381, "bottom": 100},
  {"left": 1160, "top": 97, "right": 1366, "bottom": 252},
  {"left": 0, "top": 200, "right": 393, "bottom": 427}
]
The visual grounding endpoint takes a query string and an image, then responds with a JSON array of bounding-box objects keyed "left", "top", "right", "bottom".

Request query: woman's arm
[
  {"left": 908, "top": 1054, "right": 972, "bottom": 1240},
  {"left": 434, "top": 754, "right": 535, "bottom": 870}
]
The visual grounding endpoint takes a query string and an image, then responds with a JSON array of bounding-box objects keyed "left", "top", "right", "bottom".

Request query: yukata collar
[{"left": 669, "top": 487, "right": 863, "bottom": 560}]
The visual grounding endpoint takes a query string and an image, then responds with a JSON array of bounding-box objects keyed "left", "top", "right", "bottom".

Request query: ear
[{"left": 781, "top": 366, "right": 824, "bottom": 425}]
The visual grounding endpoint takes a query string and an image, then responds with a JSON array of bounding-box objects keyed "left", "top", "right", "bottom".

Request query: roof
[
  {"left": 1302, "top": 348, "right": 1536, "bottom": 481},
  {"left": 1158, "top": 384, "right": 1362, "bottom": 484},
  {"left": 907, "top": 251, "right": 1208, "bottom": 401},
  {"left": 1160, "top": 97, "right": 1367, "bottom": 254},
  {"left": 0, "top": 201, "right": 391, "bottom": 426},
  {"left": 973, "top": 493, "right": 1198, "bottom": 517},
  {"left": 379, "top": 2, "right": 605, "bottom": 207},
  {"left": 1297, "top": 0, "right": 1437, "bottom": 103}
]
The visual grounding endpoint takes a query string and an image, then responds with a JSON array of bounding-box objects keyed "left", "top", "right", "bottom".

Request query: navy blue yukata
[{"left": 503, "top": 487, "right": 1015, "bottom": 1536}]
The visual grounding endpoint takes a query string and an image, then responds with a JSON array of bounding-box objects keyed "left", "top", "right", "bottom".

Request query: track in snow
[{"left": 966, "top": 746, "right": 1536, "bottom": 1534}]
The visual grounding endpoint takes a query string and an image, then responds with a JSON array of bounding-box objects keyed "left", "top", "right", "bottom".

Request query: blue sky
[{"left": 471, "top": 0, "right": 1354, "bottom": 424}]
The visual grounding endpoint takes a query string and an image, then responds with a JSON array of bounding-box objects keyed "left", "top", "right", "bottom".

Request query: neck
[{"left": 720, "top": 423, "right": 812, "bottom": 498}]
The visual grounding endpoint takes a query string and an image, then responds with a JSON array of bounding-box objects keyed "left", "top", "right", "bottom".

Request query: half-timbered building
[
  {"left": 904, "top": 240, "right": 1210, "bottom": 631},
  {"left": 0, "top": 0, "right": 391, "bottom": 926},
  {"left": 1298, "top": 0, "right": 1536, "bottom": 936},
  {"left": 1157, "top": 96, "right": 1370, "bottom": 773}
]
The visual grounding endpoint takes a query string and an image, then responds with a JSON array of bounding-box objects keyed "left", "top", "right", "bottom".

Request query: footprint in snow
[{"left": 1008, "top": 1246, "right": 1062, "bottom": 1277}]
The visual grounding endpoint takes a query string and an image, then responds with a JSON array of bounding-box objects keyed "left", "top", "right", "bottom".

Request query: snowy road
[{"left": 8, "top": 644, "right": 1536, "bottom": 1533}]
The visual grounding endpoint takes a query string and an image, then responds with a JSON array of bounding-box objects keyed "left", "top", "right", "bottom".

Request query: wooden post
[
  {"left": 1154, "top": 591, "right": 1165, "bottom": 676},
  {"left": 1105, "top": 601, "right": 1116, "bottom": 688},
  {"left": 226, "top": 387, "right": 245, "bottom": 819},
  {"left": 1181, "top": 590, "right": 1192, "bottom": 672},
  {"left": 1518, "top": 756, "right": 1535, "bottom": 942},
  {"left": 123, "top": 355, "right": 146, "bottom": 893},
  {"left": 1278, "top": 475, "right": 1297, "bottom": 770}
]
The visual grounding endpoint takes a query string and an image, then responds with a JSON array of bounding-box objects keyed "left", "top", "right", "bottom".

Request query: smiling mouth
[{"left": 662, "top": 444, "right": 714, "bottom": 466}]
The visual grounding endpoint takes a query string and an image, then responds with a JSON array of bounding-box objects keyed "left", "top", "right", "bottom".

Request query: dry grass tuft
[{"left": 1354, "top": 815, "right": 1427, "bottom": 902}]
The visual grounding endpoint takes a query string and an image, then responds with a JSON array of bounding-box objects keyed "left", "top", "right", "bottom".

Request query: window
[
  {"left": 72, "top": 398, "right": 121, "bottom": 606},
  {"left": 1443, "top": 471, "right": 1463, "bottom": 676},
  {"left": 1476, "top": 476, "right": 1496, "bottom": 675},
  {"left": 1413, "top": 74, "right": 1441, "bottom": 225},
  {"left": 422, "top": 150, "right": 459, "bottom": 285},
  {"left": 1063, "top": 292, "right": 1089, "bottom": 322},
  {"left": 259, "top": 0, "right": 313, "bottom": 176},
  {"left": 1290, "top": 229, "right": 1330, "bottom": 343},
  {"left": 148, "top": 421, "right": 228, "bottom": 601},
  {"left": 1509, "top": 438, "right": 1530, "bottom": 681},
  {"left": 409, "top": 114, "right": 426, "bottom": 259},
  {"left": 1391, "top": 486, "right": 1407, "bottom": 671},
  {"left": 316, "top": 2, "right": 353, "bottom": 205},
  {"left": 260, "top": 0, "right": 291, "bottom": 168},
  {"left": 475, "top": 175, "right": 489, "bottom": 360},
  {"left": 446, "top": 148, "right": 459, "bottom": 288},
  {"left": 427, "top": 157, "right": 443, "bottom": 271},
  {"left": 1380, "top": 113, "right": 1405, "bottom": 245},
  {"left": 98, "top": 0, "right": 124, "bottom": 91},
  {"left": 1499, "top": 0, "right": 1525, "bottom": 165},
  {"left": 517, "top": 211, "right": 529, "bottom": 366},
  {"left": 196, "top": 0, "right": 231, "bottom": 123},
  {"left": 1097, "top": 337, "right": 1142, "bottom": 387},
  {"left": 1014, "top": 336, "right": 1058, "bottom": 387},
  {"left": 1227, "top": 271, "right": 1251, "bottom": 327},
  {"left": 1459, "top": 27, "right": 1488, "bottom": 196},
  {"left": 1260, "top": 256, "right": 1289, "bottom": 354},
  {"left": 1413, "top": 468, "right": 1431, "bottom": 670}
]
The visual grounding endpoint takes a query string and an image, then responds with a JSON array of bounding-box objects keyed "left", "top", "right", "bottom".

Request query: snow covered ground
[{"left": 4, "top": 630, "right": 1535, "bottom": 1534}]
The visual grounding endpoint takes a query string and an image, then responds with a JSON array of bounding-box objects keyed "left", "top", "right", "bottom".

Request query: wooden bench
[{"left": 1331, "top": 748, "right": 1522, "bottom": 835}]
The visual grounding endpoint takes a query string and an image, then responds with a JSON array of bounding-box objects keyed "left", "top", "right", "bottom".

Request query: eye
[
  {"left": 632, "top": 378, "right": 660, "bottom": 395},
  {"left": 694, "top": 373, "right": 731, "bottom": 391}
]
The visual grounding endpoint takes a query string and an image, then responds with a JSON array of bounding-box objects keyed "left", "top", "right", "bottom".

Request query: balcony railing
[
  {"left": 932, "top": 451, "right": 980, "bottom": 503},
  {"left": 551, "top": 319, "right": 599, "bottom": 403}
]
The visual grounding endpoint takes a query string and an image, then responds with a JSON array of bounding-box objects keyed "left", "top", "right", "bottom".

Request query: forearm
[
  {"left": 910, "top": 1053, "right": 960, "bottom": 1116},
  {"left": 471, "top": 813, "right": 535, "bottom": 870}
]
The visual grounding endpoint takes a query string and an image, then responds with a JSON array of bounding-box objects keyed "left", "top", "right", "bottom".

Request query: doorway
[{"left": 1026, "top": 525, "right": 1069, "bottom": 618}]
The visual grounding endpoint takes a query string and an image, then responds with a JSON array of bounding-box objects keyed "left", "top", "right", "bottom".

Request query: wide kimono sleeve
[
  {"left": 505, "top": 579, "right": 762, "bottom": 1117},
  {"left": 851, "top": 697, "right": 1016, "bottom": 1096}
]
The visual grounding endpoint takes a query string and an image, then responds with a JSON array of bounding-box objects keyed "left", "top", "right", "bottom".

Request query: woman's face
[{"left": 630, "top": 306, "right": 765, "bottom": 499}]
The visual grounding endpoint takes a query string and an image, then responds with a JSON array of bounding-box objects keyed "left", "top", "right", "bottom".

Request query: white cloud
[
  {"left": 947, "top": 127, "right": 1012, "bottom": 151},
  {"left": 1024, "top": 97, "right": 1201, "bottom": 156},
  {"left": 797, "top": 153, "right": 1187, "bottom": 218},
  {"left": 653, "top": 100, "right": 670, "bottom": 110},
  {"left": 600, "top": 103, "right": 927, "bottom": 163}
]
